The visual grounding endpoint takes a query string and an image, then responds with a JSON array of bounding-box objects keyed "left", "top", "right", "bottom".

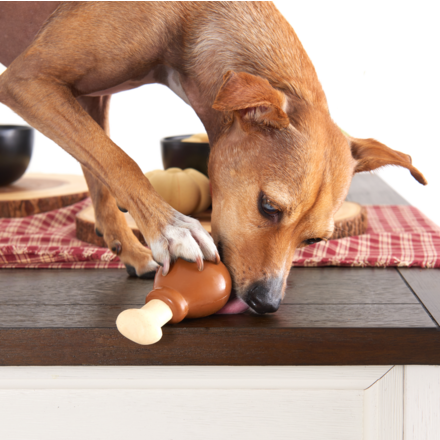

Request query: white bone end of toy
[{"left": 116, "top": 299, "right": 173, "bottom": 345}]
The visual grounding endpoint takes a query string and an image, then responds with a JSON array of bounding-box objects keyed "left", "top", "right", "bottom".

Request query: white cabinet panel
[
  {"left": 0, "top": 389, "right": 363, "bottom": 440},
  {"left": 364, "top": 365, "right": 403, "bottom": 440},
  {"left": 5, "top": 365, "right": 439, "bottom": 440},
  {"left": 404, "top": 365, "right": 440, "bottom": 440},
  {"left": 0, "top": 365, "right": 392, "bottom": 390}
]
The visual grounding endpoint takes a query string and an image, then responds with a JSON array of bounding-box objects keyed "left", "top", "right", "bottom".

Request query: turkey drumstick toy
[{"left": 116, "top": 259, "right": 232, "bottom": 345}]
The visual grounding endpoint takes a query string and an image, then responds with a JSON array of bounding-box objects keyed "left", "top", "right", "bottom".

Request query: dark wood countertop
[{"left": 1, "top": 174, "right": 439, "bottom": 366}]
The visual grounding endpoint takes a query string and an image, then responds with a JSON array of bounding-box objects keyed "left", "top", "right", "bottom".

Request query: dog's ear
[
  {"left": 213, "top": 71, "right": 289, "bottom": 131},
  {"left": 350, "top": 136, "right": 427, "bottom": 185}
]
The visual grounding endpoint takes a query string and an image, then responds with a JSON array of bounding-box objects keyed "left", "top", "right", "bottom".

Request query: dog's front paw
[{"left": 149, "top": 211, "right": 220, "bottom": 275}]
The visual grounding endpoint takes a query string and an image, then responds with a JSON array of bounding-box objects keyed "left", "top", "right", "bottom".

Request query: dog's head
[{"left": 208, "top": 71, "right": 426, "bottom": 314}]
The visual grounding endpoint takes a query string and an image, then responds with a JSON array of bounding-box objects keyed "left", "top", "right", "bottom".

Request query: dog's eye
[
  {"left": 304, "top": 238, "right": 323, "bottom": 245},
  {"left": 260, "top": 195, "right": 281, "bottom": 217},
  {"left": 258, "top": 192, "right": 282, "bottom": 221},
  {"left": 262, "top": 199, "right": 278, "bottom": 214}
]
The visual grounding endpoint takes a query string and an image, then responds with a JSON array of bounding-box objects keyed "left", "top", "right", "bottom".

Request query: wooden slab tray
[
  {"left": 76, "top": 201, "right": 367, "bottom": 247},
  {"left": 0, "top": 173, "right": 89, "bottom": 217}
]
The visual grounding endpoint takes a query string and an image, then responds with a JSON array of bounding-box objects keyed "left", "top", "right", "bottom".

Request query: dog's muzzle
[{"left": 244, "top": 278, "right": 283, "bottom": 314}]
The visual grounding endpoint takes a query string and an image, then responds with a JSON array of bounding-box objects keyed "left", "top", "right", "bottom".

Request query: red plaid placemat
[
  {"left": 1, "top": 199, "right": 439, "bottom": 268},
  {"left": 293, "top": 205, "right": 440, "bottom": 268},
  {"left": 0, "top": 199, "right": 122, "bottom": 269}
]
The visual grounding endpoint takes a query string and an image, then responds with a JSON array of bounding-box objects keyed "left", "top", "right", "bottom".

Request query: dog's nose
[{"left": 245, "top": 280, "right": 282, "bottom": 314}]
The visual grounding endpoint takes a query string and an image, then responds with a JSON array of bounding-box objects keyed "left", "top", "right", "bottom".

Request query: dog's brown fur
[{"left": 0, "top": 2, "right": 426, "bottom": 313}]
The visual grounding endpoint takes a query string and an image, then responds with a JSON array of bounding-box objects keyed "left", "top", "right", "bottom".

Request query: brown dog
[{"left": 0, "top": 2, "right": 426, "bottom": 314}]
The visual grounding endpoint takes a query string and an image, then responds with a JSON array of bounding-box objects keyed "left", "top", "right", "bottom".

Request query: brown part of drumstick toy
[{"left": 116, "top": 259, "right": 232, "bottom": 345}]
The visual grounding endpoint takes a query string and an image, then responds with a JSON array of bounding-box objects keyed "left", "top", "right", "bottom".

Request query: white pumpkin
[{"left": 145, "top": 168, "right": 211, "bottom": 215}]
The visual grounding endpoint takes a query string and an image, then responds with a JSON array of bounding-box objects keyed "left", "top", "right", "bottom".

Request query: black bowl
[
  {"left": 0, "top": 125, "right": 34, "bottom": 186},
  {"left": 161, "top": 134, "right": 210, "bottom": 177}
]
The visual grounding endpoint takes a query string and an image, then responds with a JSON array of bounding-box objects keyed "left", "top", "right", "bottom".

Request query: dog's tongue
[{"left": 216, "top": 297, "right": 249, "bottom": 314}]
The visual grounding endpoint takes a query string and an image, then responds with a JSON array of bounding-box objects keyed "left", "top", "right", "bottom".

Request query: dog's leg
[
  {"left": 0, "top": 66, "right": 218, "bottom": 276},
  {"left": 0, "top": 75, "right": 218, "bottom": 274},
  {"left": 0, "top": 2, "right": 219, "bottom": 274},
  {"left": 78, "top": 95, "right": 158, "bottom": 278}
]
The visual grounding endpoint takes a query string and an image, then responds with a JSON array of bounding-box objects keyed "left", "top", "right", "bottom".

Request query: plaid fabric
[
  {"left": 1, "top": 199, "right": 439, "bottom": 269},
  {"left": 0, "top": 199, "right": 122, "bottom": 269},
  {"left": 293, "top": 205, "right": 440, "bottom": 268}
]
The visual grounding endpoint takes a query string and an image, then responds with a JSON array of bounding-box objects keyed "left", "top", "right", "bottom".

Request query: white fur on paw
[
  {"left": 166, "top": 225, "right": 202, "bottom": 261},
  {"left": 175, "top": 212, "right": 217, "bottom": 260},
  {"left": 149, "top": 212, "right": 218, "bottom": 271}
]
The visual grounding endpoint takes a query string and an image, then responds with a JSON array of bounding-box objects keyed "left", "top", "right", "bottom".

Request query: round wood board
[
  {"left": 0, "top": 173, "right": 89, "bottom": 218},
  {"left": 76, "top": 201, "right": 367, "bottom": 247},
  {"left": 331, "top": 201, "right": 368, "bottom": 240}
]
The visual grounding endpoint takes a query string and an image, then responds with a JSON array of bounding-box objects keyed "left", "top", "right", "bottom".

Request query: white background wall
[{"left": 0, "top": 0, "right": 439, "bottom": 224}]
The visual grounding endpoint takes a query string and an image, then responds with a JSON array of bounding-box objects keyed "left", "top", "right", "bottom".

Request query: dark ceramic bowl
[
  {"left": 0, "top": 125, "right": 34, "bottom": 186},
  {"left": 161, "top": 134, "right": 210, "bottom": 177}
]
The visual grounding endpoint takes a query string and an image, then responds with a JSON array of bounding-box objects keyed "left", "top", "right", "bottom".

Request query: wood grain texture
[
  {"left": 364, "top": 365, "right": 403, "bottom": 440},
  {"left": 0, "top": 389, "right": 363, "bottom": 440},
  {"left": 176, "top": 304, "right": 435, "bottom": 328},
  {"left": 0, "top": 269, "right": 152, "bottom": 305},
  {"left": 75, "top": 205, "right": 146, "bottom": 247},
  {"left": 0, "top": 365, "right": 392, "bottom": 390},
  {"left": 330, "top": 203, "right": 368, "bottom": 240},
  {"left": 0, "top": 269, "right": 433, "bottom": 328},
  {"left": 1, "top": 327, "right": 440, "bottom": 366},
  {"left": 398, "top": 268, "right": 440, "bottom": 326},
  {"left": 346, "top": 174, "right": 409, "bottom": 205},
  {"left": 0, "top": 174, "right": 438, "bottom": 365},
  {"left": 404, "top": 365, "right": 440, "bottom": 440},
  {"left": 0, "top": 268, "right": 419, "bottom": 305},
  {"left": 0, "top": 173, "right": 88, "bottom": 217},
  {"left": 0, "top": 304, "right": 434, "bottom": 329},
  {"left": 286, "top": 267, "right": 420, "bottom": 304}
]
